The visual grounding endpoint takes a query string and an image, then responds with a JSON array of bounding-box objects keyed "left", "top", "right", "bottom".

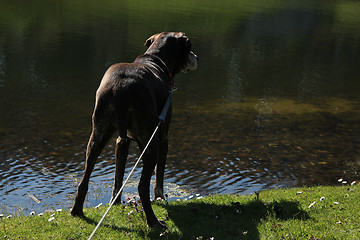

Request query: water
[{"left": 1, "top": 0, "right": 360, "bottom": 214}]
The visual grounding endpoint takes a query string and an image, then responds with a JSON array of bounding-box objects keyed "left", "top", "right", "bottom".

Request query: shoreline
[{"left": 2, "top": 184, "right": 359, "bottom": 239}]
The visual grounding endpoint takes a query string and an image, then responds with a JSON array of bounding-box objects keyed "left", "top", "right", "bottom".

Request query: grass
[{"left": 1, "top": 185, "right": 359, "bottom": 239}]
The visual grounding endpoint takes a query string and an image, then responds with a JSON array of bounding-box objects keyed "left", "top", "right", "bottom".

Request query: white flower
[
  {"left": 308, "top": 202, "right": 316, "bottom": 208},
  {"left": 320, "top": 197, "right": 325, "bottom": 201},
  {"left": 30, "top": 211, "right": 36, "bottom": 216},
  {"left": 48, "top": 217, "right": 55, "bottom": 222}
]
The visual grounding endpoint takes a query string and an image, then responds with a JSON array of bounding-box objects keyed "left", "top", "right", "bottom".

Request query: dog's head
[{"left": 145, "top": 32, "right": 198, "bottom": 74}]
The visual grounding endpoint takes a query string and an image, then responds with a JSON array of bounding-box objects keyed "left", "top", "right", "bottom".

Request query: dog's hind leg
[
  {"left": 110, "top": 135, "right": 130, "bottom": 205},
  {"left": 110, "top": 97, "right": 131, "bottom": 204},
  {"left": 71, "top": 105, "right": 115, "bottom": 217}
]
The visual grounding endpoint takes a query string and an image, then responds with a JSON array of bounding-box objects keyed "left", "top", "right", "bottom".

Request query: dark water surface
[{"left": 1, "top": 0, "right": 360, "bottom": 214}]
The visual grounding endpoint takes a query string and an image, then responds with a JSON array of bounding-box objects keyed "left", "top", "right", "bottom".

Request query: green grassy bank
[{"left": 1, "top": 185, "right": 359, "bottom": 239}]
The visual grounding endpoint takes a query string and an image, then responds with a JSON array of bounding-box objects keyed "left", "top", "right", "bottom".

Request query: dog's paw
[
  {"left": 154, "top": 190, "right": 165, "bottom": 201},
  {"left": 155, "top": 196, "right": 165, "bottom": 202},
  {"left": 70, "top": 208, "right": 85, "bottom": 218},
  {"left": 110, "top": 196, "right": 122, "bottom": 205},
  {"left": 148, "top": 219, "right": 167, "bottom": 230}
]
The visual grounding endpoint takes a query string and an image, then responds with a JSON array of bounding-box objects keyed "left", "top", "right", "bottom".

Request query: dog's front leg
[
  {"left": 138, "top": 138, "right": 165, "bottom": 229},
  {"left": 110, "top": 136, "right": 131, "bottom": 204},
  {"left": 154, "top": 136, "right": 168, "bottom": 200}
]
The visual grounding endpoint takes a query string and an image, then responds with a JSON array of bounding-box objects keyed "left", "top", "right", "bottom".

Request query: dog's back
[{"left": 94, "top": 59, "right": 170, "bottom": 141}]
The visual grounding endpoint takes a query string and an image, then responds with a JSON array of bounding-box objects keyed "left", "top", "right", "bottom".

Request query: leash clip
[{"left": 171, "top": 85, "right": 178, "bottom": 92}]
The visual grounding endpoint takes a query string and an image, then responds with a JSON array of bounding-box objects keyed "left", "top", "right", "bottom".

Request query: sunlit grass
[{"left": 1, "top": 185, "right": 359, "bottom": 239}]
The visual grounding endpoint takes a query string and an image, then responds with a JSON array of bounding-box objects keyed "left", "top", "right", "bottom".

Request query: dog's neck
[
  {"left": 143, "top": 53, "right": 175, "bottom": 89},
  {"left": 146, "top": 53, "right": 173, "bottom": 79}
]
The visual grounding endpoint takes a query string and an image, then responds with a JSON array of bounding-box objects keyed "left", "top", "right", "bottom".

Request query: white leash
[{"left": 88, "top": 90, "right": 172, "bottom": 240}]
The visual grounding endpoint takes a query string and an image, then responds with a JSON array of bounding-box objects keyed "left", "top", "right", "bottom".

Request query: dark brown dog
[{"left": 71, "top": 32, "right": 197, "bottom": 228}]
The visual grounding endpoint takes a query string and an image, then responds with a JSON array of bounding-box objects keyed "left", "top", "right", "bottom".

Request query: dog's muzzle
[{"left": 181, "top": 51, "right": 198, "bottom": 72}]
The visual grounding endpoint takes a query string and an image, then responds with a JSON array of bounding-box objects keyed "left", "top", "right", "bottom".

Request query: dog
[{"left": 71, "top": 32, "right": 197, "bottom": 228}]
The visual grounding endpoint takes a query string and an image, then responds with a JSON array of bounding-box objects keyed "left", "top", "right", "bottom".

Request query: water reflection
[
  {"left": 169, "top": 95, "right": 360, "bottom": 195},
  {"left": 1, "top": 0, "right": 360, "bottom": 214}
]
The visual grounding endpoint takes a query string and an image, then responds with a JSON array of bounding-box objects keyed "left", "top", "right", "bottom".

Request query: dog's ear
[{"left": 145, "top": 33, "right": 161, "bottom": 47}]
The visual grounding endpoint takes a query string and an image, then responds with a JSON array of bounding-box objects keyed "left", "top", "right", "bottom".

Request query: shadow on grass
[
  {"left": 80, "top": 198, "right": 309, "bottom": 239},
  {"left": 164, "top": 199, "right": 309, "bottom": 240},
  {"left": 81, "top": 215, "right": 150, "bottom": 238}
]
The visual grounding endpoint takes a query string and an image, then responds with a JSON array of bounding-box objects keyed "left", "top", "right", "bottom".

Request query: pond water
[{"left": 1, "top": 0, "right": 360, "bottom": 215}]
